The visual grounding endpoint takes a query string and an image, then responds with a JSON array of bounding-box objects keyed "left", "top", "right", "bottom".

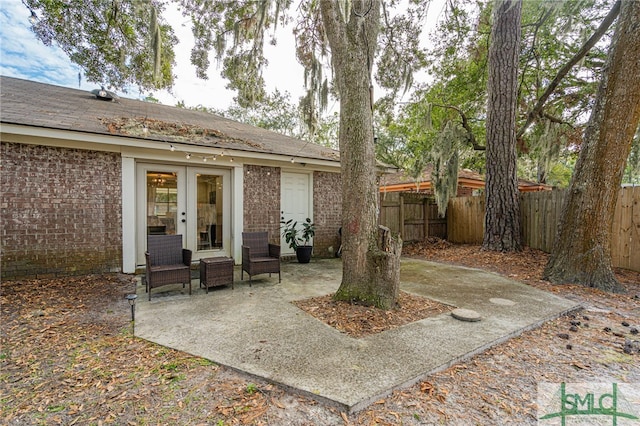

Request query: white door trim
[{"left": 122, "top": 157, "right": 136, "bottom": 273}]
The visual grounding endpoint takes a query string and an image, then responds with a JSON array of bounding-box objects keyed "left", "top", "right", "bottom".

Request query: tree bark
[
  {"left": 483, "top": 0, "right": 523, "bottom": 252},
  {"left": 544, "top": 0, "right": 640, "bottom": 292},
  {"left": 320, "top": 0, "right": 402, "bottom": 309}
]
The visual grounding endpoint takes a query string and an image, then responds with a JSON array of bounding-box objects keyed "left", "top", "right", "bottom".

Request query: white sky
[
  {"left": 0, "top": 0, "right": 447, "bottom": 111},
  {"left": 152, "top": 2, "right": 305, "bottom": 110}
]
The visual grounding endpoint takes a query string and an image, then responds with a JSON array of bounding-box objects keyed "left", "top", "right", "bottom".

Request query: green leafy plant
[{"left": 280, "top": 218, "right": 315, "bottom": 251}]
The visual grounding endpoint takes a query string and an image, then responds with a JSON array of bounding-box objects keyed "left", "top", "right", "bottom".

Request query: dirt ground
[{"left": 2, "top": 242, "right": 639, "bottom": 425}]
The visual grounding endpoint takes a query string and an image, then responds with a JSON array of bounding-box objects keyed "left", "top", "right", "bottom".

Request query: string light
[
  {"left": 290, "top": 157, "right": 295, "bottom": 163},
  {"left": 166, "top": 143, "right": 233, "bottom": 164}
]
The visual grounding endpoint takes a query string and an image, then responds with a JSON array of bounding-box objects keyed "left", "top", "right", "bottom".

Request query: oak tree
[
  {"left": 543, "top": 0, "right": 640, "bottom": 291},
  {"left": 320, "top": 1, "right": 402, "bottom": 309},
  {"left": 24, "top": 0, "right": 177, "bottom": 91}
]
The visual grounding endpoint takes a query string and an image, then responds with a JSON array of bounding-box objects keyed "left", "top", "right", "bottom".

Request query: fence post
[
  {"left": 423, "top": 198, "right": 429, "bottom": 240},
  {"left": 399, "top": 193, "right": 405, "bottom": 241}
]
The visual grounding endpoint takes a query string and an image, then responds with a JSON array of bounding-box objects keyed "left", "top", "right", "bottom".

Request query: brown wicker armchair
[
  {"left": 241, "top": 232, "right": 281, "bottom": 285},
  {"left": 145, "top": 234, "right": 192, "bottom": 300}
]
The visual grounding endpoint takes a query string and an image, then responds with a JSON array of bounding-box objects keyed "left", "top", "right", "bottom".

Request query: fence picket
[{"left": 442, "top": 188, "right": 639, "bottom": 272}]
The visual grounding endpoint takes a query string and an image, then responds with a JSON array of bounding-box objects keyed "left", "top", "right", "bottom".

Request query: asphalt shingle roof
[
  {"left": 379, "top": 165, "right": 485, "bottom": 186},
  {"left": 0, "top": 76, "right": 340, "bottom": 163}
]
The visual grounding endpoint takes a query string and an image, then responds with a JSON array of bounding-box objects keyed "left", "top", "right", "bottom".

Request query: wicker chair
[
  {"left": 145, "top": 234, "right": 192, "bottom": 300},
  {"left": 241, "top": 232, "right": 281, "bottom": 285}
]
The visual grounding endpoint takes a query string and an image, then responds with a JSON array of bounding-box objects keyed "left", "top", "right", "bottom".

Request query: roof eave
[{"left": 0, "top": 123, "right": 342, "bottom": 168}]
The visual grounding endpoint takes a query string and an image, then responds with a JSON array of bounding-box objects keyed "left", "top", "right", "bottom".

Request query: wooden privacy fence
[
  {"left": 447, "top": 187, "right": 640, "bottom": 272},
  {"left": 379, "top": 192, "right": 447, "bottom": 242}
]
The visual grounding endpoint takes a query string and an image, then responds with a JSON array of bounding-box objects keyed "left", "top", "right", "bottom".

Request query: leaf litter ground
[
  {"left": 1, "top": 241, "right": 639, "bottom": 425},
  {"left": 294, "top": 291, "right": 453, "bottom": 338}
]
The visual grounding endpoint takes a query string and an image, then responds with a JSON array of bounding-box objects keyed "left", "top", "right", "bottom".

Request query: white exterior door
[
  {"left": 280, "top": 172, "right": 312, "bottom": 254},
  {"left": 185, "top": 167, "right": 231, "bottom": 257}
]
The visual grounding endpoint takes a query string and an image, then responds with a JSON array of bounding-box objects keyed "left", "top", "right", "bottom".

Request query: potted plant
[{"left": 280, "top": 217, "right": 315, "bottom": 263}]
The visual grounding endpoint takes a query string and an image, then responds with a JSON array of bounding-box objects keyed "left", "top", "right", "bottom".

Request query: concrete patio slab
[{"left": 134, "top": 258, "right": 580, "bottom": 413}]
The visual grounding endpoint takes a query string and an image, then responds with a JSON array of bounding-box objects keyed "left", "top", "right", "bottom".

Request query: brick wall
[
  {"left": 456, "top": 186, "right": 475, "bottom": 197},
  {"left": 313, "top": 171, "right": 342, "bottom": 257},
  {"left": 1, "top": 143, "right": 122, "bottom": 279},
  {"left": 242, "top": 166, "right": 342, "bottom": 257},
  {"left": 243, "top": 165, "right": 281, "bottom": 244}
]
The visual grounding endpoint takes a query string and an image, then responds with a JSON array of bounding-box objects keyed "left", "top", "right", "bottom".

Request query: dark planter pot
[{"left": 296, "top": 246, "right": 313, "bottom": 264}]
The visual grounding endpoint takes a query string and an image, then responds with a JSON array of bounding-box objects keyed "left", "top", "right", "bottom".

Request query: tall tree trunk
[
  {"left": 321, "top": 0, "right": 402, "bottom": 310},
  {"left": 483, "top": 0, "right": 523, "bottom": 252},
  {"left": 544, "top": 0, "right": 640, "bottom": 292}
]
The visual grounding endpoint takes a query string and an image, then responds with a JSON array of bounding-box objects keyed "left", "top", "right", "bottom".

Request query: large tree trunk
[
  {"left": 320, "top": 1, "right": 402, "bottom": 310},
  {"left": 483, "top": 0, "right": 523, "bottom": 252},
  {"left": 544, "top": 0, "right": 640, "bottom": 292}
]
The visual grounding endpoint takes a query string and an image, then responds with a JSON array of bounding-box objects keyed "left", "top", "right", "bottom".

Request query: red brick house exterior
[
  {"left": 0, "top": 77, "right": 342, "bottom": 279},
  {"left": 1, "top": 143, "right": 122, "bottom": 278}
]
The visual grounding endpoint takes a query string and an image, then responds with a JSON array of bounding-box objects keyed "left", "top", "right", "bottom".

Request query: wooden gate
[{"left": 379, "top": 192, "right": 446, "bottom": 242}]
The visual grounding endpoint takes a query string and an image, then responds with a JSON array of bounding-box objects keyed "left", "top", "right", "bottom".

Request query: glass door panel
[
  {"left": 146, "top": 171, "right": 178, "bottom": 235},
  {"left": 136, "top": 164, "right": 186, "bottom": 265},
  {"left": 187, "top": 167, "right": 230, "bottom": 257},
  {"left": 196, "top": 173, "right": 223, "bottom": 250}
]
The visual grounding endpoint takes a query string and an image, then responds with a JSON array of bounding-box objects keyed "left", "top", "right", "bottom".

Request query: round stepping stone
[
  {"left": 451, "top": 308, "right": 481, "bottom": 322},
  {"left": 489, "top": 297, "right": 516, "bottom": 306}
]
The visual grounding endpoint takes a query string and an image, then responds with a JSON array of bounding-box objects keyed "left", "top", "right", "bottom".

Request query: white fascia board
[{"left": 1, "top": 123, "right": 124, "bottom": 152}]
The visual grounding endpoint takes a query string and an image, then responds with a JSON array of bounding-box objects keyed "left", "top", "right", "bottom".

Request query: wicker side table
[{"left": 200, "top": 257, "right": 234, "bottom": 292}]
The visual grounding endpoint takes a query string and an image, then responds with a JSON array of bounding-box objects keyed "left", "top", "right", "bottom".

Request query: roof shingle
[{"left": 0, "top": 76, "right": 340, "bottom": 162}]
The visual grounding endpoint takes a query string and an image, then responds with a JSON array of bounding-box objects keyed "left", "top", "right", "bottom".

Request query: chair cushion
[{"left": 251, "top": 257, "right": 279, "bottom": 263}]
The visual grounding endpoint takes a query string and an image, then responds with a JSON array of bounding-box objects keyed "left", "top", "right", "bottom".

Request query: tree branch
[
  {"left": 516, "top": 0, "right": 621, "bottom": 139},
  {"left": 518, "top": 7, "right": 555, "bottom": 99},
  {"left": 541, "top": 112, "right": 575, "bottom": 128},
  {"left": 433, "top": 104, "right": 485, "bottom": 150}
]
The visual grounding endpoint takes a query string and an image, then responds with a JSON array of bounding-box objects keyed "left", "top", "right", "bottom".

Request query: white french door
[{"left": 136, "top": 163, "right": 231, "bottom": 265}]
